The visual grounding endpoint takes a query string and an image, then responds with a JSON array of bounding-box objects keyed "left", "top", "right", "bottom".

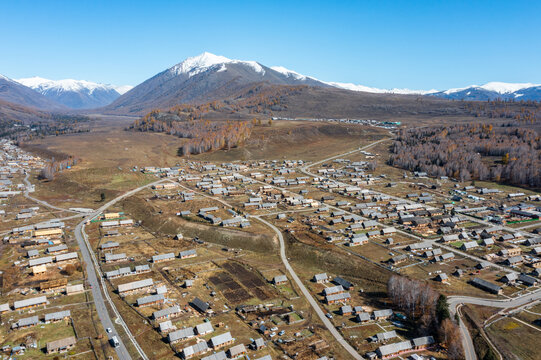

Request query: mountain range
[
  {"left": 429, "top": 82, "right": 541, "bottom": 101},
  {"left": 17, "top": 77, "right": 131, "bottom": 109},
  {"left": 102, "top": 52, "right": 332, "bottom": 114},
  {"left": 1, "top": 52, "right": 540, "bottom": 117},
  {"left": 103, "top": 52, "right": 541, "bottom": 114},
  {"left": 0, "top": 74, "right": 66, "bottom": 111}
]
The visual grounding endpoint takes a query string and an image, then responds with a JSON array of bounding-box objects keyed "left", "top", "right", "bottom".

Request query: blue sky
[{"left": 1, "top": 0, "right": 540, "bottom": 90}]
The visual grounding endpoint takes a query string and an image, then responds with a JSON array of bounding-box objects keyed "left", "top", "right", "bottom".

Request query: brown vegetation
[
  {"left": 389, "top": 123, "right": 541, "bottom": 187},
  {"left": 39, "top": 156, "right": 80, "bottom": 181},
  {"left": 388, "top": 276, "right": 463, "bottom": 359},
  {"left": 132, "top": 110, "right": 252, "bottom": 156}
]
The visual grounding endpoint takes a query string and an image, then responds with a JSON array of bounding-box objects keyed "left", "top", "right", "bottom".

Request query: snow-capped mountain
[
  {"left": 327, "top": 82, "right": 438, "bottom": 95},
  {"left": 104, "top": 52, "right": 330, "bottom": 114},
  {"left": 101, "top": 52, "right": 541, "bottom": 114},
  {"left": 269, "top": 65, "right": 436, "bottom": 95},
  {"left": 0, "top": 73, "right": 66, "bottom": 110},
  {"left": 16, "top": 77, "right": 131, "bottom": 109},
  {"left": 430, "top": 82, "right": 541, "bottom": 101},
  {"left": 271, "top": 65, "right": 541, "bottom": 100},
  {"left": 113, "top": 85, "right": 133, "bottom": 95},
  {"left": 169, "top": 52, "right": 266, "bottom": 77}
]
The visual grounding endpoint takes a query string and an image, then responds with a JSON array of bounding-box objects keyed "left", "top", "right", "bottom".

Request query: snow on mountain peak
[
  {"left": 479, "top": 81, "right": 539, "bottom": 94},
  {"left": 16, "top": 76, "right": 126, "bottom": 95},
  {"left": 444, "top": 81, "right": 540, "bottom": 95},
  {"left": 114, "top": 85, "right": 133, "bottom": 95},
  {"left": 271, "top": 66, "right": 307, "bottom": 81},
  {"left": 328, "top": 81, "right": 437, "bottom": 95},
  {"left": 170, "top": 52, "right": 265, "bottom": 77}
]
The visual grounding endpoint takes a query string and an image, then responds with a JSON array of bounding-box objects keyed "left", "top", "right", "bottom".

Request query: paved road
[
  {"left": 23, "top": 173, "right": 81, "bottom": 213},
  {"left": 74, "top": 180, "right": 165, "bottom": 360},
  {"left": 298, "top": 138, "right": 541, "bottom": 360},
  {"left": 173, "top": 180, "right": 363, "bottom": 359},
  {"left": 448, "top": 290, "right": 541, "bottom": 312},
  {"left": 254, "top": 216, "right": 363, "bottom": 360},
  {"left": 448, "top": 289, "right": 541, "bottom": 360},
  {"left": 455, "top": 304, "right": 477, "bottom": 360}
]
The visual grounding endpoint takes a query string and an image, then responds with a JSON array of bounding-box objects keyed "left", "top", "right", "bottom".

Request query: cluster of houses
[
  {"left": 134, "top": 153, "right": 541, "bottom": 360},
  {"left": 11, "top": 309, "right": 71, "bottom": 330}
]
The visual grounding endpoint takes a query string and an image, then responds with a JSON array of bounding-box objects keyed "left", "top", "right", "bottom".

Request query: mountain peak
[
  {"left": 15, "top": 77, "right": 128, "bottom": 109},
  {"left": 17, "top": 77, "right": 118, "bottom": 95},
  {"left": 169, "top": 52, "right": 265, "bottom": 77},
  {"left": 444, "top": 81, "right": 540, "bottom": 95},
  {"left": 479, "top": 81, "right": 540, "bottom": 94}
]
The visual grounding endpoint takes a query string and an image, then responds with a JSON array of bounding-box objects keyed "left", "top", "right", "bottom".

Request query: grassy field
[
  {"left": 23, "top": 117, "right": 389, "bottom": 166},
  {"left": 486, "top": 317, "right": 541, "bottom": 360}
]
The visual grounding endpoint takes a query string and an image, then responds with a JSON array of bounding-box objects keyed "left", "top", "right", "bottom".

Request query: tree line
[
  {"left": 388, "top": 275, "right": 463, "bottom": 359},
  {"left": 39, "top": 156, "right": 79, "bottom": 181},
  {"left": 464, "top": 99, "right": 540, "bottom": 125},
  {"left": 388, "top": 123, "right": 541, "bottom": 187},
  {"left": 131, "top": 110, "right": 252, "bottom": 156}
]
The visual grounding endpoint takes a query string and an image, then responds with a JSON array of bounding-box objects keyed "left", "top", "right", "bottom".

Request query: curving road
[
  {"left": 254, "top": 216, "right": 363, "bottom": 360},
  {"left": 172, "top": 180, "right": 363, "bottom": 359},
  {"left": 23, "top": 173, "right": 81, "bottom": 213},
  {"left": 448, "top": 289, "right": 541, "bottom": 360},
  {"left": 298, "top": 138, "right": 541, "bottom": 360}
]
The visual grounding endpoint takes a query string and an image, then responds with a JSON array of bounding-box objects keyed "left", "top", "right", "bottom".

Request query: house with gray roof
[
  {"left": 44, "top": 310, "right": 70, "bottom": 323},
  {"left": 273, "top": 275, "right": 287, "bottom": 285},
  {"left": 168, "top": 327, "right": 195, "bottom": 343},
  {"left": 471, "top": 277, "right": 502, "bottom": 295},
  {"left": 376, "top": 340, "right": 412, "bottom": 358},
  {"left": 182, "top": 341, "right": 209, "bottom": 359},
  {"left": 313, "top": 273, "right": 328, "bottom": 283},
  {"left": 356, "top": 312, "right": 371, "bottom": 322},
  {"left": 373, "top": 330, "right": 397, "bottom": 343},
  {"left": 136, "top": 294, "right": 164, "bottom": 307},
  {"left": 152, "top": 252, "right": 175, "bottom": 263},
  {"left": 209, "top": 331, "right": 234, "bottom": 349},
  {"left": 373, "top": 309, "right": 393, "bottom": 320},
  {"left": 153, "top": 305, "right": 181, "bottom": 321},
  {"left": 12, "top": 315, "right": 39, "bottom": 329},
  {"left": 326, "top": 292, "right": 351, "bottom": 304},
  {"left": 179, "top": 249, "right": 197, "bottom": 259},
  {"left": 117, "top": 278, "right": 153, "bottom": 295},
  {"left": 323, "top": 285, "right": 344, "bottom": 296},
  {"left": 461, "top": 241, "right": 479, "bottom": 251},
  {"left": 201, "top": 351, "right": 227, "bottom": 360},
  {"left": 13, "top": 296, "right": 47, "bottom": 310},
  {"left": 195, "top": 321, "right": 214, "bottom": 335}
]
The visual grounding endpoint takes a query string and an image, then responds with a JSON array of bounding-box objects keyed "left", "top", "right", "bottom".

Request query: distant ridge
[
  {"left": 102, "top": 52, "right": 331, "bottom": 114},
  {"left": 0, "top": 74, "right": 66, "bottom": 110},
  {"left": 16, "top": 77, "right": 132, "bottom": 109}
]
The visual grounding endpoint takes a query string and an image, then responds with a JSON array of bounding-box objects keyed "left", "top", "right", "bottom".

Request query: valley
[
  {"left": 0, "top": 16, "right": 540, "bottom": 358},
  {"left": 1, "top": 104, "right": 539, "bottom": 360}
]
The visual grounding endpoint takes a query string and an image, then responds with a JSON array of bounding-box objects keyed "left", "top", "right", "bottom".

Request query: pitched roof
[
  {"left": 168, "top": 327, "right": 195, "bottom": 342},
  {"left": 210, "top": 331, "right": 233, "bottom": 347}
]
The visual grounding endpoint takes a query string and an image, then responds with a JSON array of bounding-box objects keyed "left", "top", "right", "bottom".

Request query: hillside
[
  {"left": 100, "top": 52, "right": 331, "bottom": 115},
  {"left": 0, "top": 98, "right": 90, "bottom": 140},
  {"left": 17, "top": 77, "right": 126, "bottom": 109},
  {"left": 0, "top": 74, "right": 66, "bottom": 111}
]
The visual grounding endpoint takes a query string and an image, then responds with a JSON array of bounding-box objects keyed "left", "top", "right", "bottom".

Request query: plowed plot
[
  {"left": 209, "top": 272, "right": 251, "bottom": 304},
  {"left": 222, "top": 262, "right": 274, "bottom": 300}
]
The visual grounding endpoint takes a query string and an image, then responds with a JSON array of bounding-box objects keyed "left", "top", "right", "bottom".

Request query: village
[{"left": 0, "top": 135, "right": 540, "bottom": 360}]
